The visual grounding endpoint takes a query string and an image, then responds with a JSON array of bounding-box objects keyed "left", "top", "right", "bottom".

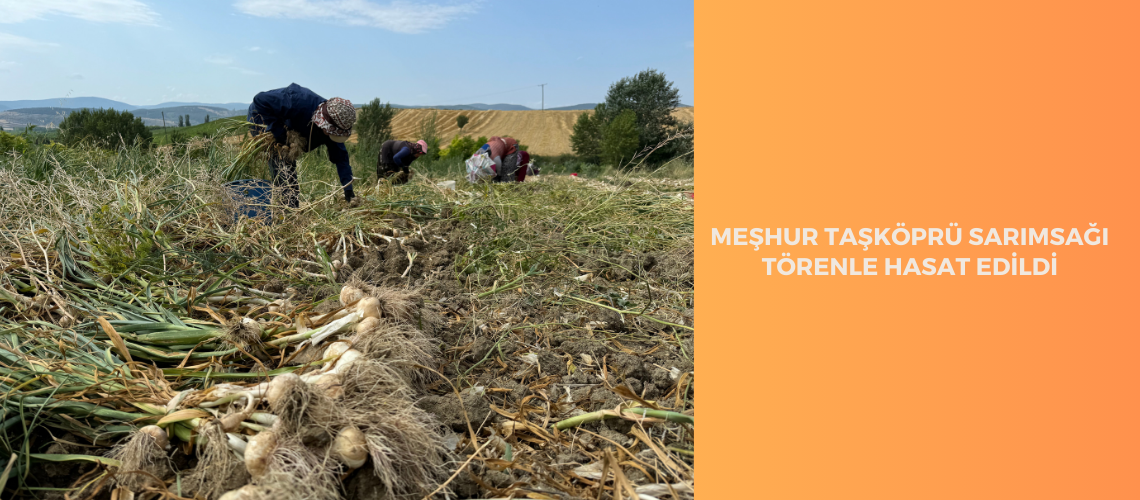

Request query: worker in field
[
  {"left": 377, "top": 139, "right": 428, "bottom": 185},
  {"left": 247, "top": 83, "right": 357, "bottom": 208},
  {"left": 478, "top": 136, "right": 525, "bottom": 182},
  {"left": 514, "top": 150, "right": 538, "bottom": 182}
]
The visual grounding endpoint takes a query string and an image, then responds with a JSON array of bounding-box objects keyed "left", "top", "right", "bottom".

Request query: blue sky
[{"left": 0, "top": 1, "right": 693, "bottom": 108}]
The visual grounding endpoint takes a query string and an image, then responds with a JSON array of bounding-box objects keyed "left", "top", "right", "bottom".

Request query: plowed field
[{"left": 350, "top": 108, "right": 694, "bottom": 156}]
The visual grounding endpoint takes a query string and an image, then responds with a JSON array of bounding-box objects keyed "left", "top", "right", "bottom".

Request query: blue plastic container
[{"left": 224, "top": 179, "right": 273, "bottom": 222}]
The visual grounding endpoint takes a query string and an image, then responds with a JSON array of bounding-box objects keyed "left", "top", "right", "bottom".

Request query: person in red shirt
[{"left": 515, "top": 150, "right": 538, "bottom": 182}]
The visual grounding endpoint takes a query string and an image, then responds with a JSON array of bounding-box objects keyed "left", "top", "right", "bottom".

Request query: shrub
[
  {"left": 601, "top": 109, "right": 639, "bottom": 167},
  {"left": 441, "top": 135, "right": 481, "bottom": 160},
  {"left": 417, "top": 111, "right": 441, "bottom": 160},
  {"left": 58, "top": 108, "right": 152, "bottom": 148},
  {"left": 0, "top": 130, "right": 30, "bottom": 155},
  {"left": 355, "top": 98, "right": 398, "bottom": 166}
]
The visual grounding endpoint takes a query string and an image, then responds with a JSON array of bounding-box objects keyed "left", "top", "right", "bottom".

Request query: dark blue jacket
[
  {"left": 393, "top": 147, "right": 416, "bottom": 168},
  {"left": 248, "top": 83, "right": 354, "bottom": 200},
  {"left": 378, "top": 140, "right": 419, "bottom": 172}
]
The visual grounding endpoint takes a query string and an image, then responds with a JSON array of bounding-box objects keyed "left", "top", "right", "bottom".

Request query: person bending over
[
  {"left": 247, "top": 83, "right": 357, "bottom": 208},
  {"left": 377, "top": 139, "right": 427, "bottom": 185}
]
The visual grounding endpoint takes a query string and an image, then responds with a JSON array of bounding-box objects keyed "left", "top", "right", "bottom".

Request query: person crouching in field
[
  {"left": 514, "top": 150, "right": 538, "bottom": 182},
  {"left": 377, "top": 139, "right": 427, "bottom": 185},
  {"left": 247, "top": 83, "right": 357, "bottom": 208},
  {"left": 479, "top": 136, "right": 527, "bottom": 182}
]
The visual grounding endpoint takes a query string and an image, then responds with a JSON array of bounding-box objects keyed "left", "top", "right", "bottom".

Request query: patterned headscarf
[{"left": 312, "top": 97, "right": 355, "bottom": 139}]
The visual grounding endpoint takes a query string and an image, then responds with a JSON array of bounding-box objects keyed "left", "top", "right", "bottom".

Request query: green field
[{"left": 150, "top": 115, "right": 249, "bottom": 145}]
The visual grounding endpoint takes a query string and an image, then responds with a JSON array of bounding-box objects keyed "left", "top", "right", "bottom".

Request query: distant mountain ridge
[
  {"left": 547, "top": 103, "right": 598, "bottom": 111},
  {"left": 137, "top": 102, "right": 250, "bottom": 111},
  {"left": 0, "top": 97, "right": 251, "bottom": 113},
  {"left": 0, "top": 105, "right": 243, "bottom": 129},
  {"left": 0, "top": 96, "right": 694, "bottom": 130},
  {"left": 2, "top": 97, "right": 692, "bottom": 114},
  {"left": 0, "top": 97, "right": 136, "bottom": 112},
  {"left": 3, "top": 97, "right": 544, "bottom": 113}
]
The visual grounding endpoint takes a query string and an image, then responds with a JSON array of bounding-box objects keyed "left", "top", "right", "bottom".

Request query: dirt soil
[{"left": 331, "top": 209, "right": 695, "bottom": 499}]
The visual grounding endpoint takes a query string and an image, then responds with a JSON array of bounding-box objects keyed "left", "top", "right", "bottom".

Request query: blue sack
[{"left": 224, "top": 179, "right": 273, "bottom": 223}]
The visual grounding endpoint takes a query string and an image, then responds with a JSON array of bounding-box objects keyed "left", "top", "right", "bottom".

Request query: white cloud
[
  {"left": 0, "top": 0, "right": 160, "bottom": 25},
  {"left": 233, "top": 0, "right": 479, "bottom": 34},
  {"left": 0, "top": 32, "right": 60, "bottom": 49},
  {"left": 247, "top": 46, "right": 261, "bottom": 51}
]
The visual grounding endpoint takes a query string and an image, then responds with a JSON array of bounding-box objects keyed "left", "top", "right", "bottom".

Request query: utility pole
[{"left": 540, "top": 84, "right": 546, "bottom": 111}]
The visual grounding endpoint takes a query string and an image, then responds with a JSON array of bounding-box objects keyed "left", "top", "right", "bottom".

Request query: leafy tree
[
  {"left": 601, "top": 110, "right": 639, "bottom": 166},
  {"left": 178, "top": 115, "right": 184, "bottom": 127},
  {"left": 599, "top": 69, "right": 682, "bottom": 162},
  {"left": 185, "top": 115, "right": 191, "bottom": 127},
  {"left": 355, "top": 98, "right": 397, "bottom": 166},
  {"left": 673, "top": 119, "right": 694, "bottom": 161},
  {"left": 205, "top": 115, "right": 210, "bottom": 123},
  {"left": 456, "top": 114, "right": 469, "bottom": 131},
  {"left": 570, "top": 104, "right": 604, "bottom": 163},
  {"left": 59, "top": 108, "right": 152, "bottom": 148},
  {"left": 355, "top": 100, "right": 396, "bottom": 157}
]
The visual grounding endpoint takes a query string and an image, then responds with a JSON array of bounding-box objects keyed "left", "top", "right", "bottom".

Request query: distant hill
[
  {"left": 127, "top": 106, "right": 244, "bottom": 126},
  {"left": 0, "top": 105, "right": 243, "bottom": 129},
  {"left": 548, "top": 103, "right": 598, "bottom": 111},
  {"left": 0, "top": 97, "right": 136, "bottom": 112},
  {"left": 136, "top": 102, "right": 250, "bottom": 111},
  {"left": 385, "top": 103, "right": 534, "bottom": 111},
  {"left": 1, "top": 96, "right": 629, "bottom": 114}
]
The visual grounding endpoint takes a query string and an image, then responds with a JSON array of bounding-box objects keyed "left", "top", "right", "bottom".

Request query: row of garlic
[{"left": 144, "top": 286, "right": 383, "bottom": 497}]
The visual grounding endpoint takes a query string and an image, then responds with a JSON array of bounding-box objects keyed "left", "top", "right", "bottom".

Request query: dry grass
[{"left": 0, "top": 133, "right": 695, "bottom": 499}]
